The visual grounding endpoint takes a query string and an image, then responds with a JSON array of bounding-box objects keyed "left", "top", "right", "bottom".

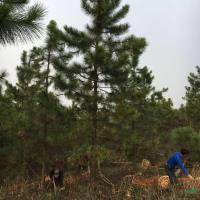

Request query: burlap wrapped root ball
[
  {"left": 158, "top": 176, "right": 170, "bottom": 189},
  {"left": 141, "top": 159, "right": 151, "bottom": 170}
]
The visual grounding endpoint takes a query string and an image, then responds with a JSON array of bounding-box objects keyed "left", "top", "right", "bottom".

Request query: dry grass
[{"left": 1, "top": 165, "right": 200, "bottom": 200}]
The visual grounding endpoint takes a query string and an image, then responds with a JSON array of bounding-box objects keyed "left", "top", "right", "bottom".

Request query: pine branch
[{"left": 0, "top": 1, "right": 46, "bottom": 44}]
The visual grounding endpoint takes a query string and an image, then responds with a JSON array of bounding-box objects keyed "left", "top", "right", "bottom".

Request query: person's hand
[
  {"left": 60, "top": 186, "right": 65, "bottom": 191},
  {"left": 187, "top": 174, "right": 194, "bottom": 180}
]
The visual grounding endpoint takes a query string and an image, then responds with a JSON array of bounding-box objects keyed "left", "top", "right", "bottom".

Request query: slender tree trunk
[
  {"left": 90, "top": 63, "right": 98, "bottom": 183},
  {"left": 22, "top": 140, "right": 27, "bottom": 177},
  {"left": 22, "top": 57, "right": 32, "bottom": 177},
  {"left": 41, "top": 50, "right": 51, "bottom": 188},
  {"left": 90, "top": 0, "right": 101, "bottom": 183}
]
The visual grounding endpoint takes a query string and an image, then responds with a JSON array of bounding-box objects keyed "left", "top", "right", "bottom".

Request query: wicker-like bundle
[{"left": 158, "top": 176, "right": 170, "bottom": 189}]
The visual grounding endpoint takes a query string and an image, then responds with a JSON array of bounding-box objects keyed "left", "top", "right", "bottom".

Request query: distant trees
[
  {"left": 185, "top": 66, "right": 200, "bottom": 130},
  {"left": 0, "top": 0, "right": 45, "bottom": 45},
  {"left": 170, "top": 127, "right": 200, "bottom": 160},
  {"left": 2, "top": 21, "right": 71, "bottom": 177},
  {"left": 110, "top": 64, "right": 174, "bottom": 164},
  {"left": 1, "top": 0, "right": 200, "bottom": 185},
  {"left": 0, "top": 71, "right": 7, "bottom": 90},
  {"left": 2, "top": 45, "right": 73, "bottom": 177},
  {"left": 0, "top": 71, "right": 7, "bottom": 80}
]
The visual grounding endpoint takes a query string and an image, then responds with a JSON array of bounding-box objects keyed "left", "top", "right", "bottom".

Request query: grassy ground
[{"left": 1, "top": 164, "right": 200, "bottom": 199}]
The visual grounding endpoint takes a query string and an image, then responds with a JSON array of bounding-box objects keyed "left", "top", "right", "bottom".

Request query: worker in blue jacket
[{"left": 165, "top": 149, "right": 194, "bottom": 184}]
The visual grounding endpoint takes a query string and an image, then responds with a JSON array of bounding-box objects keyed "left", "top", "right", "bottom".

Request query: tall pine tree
[{"left": 53, "top": 0, "right": 146, "bottom": 180}]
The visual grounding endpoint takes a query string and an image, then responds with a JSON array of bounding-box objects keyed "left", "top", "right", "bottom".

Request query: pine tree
[
  {"left": 39, "top": 20, "right": 66, "bottom": 185},
  {"left": 6, "top": 48, "right": 44, "bottom": 175},
  {"left": 0, "top": 71, "right": 7, "bottom": 81},
  {"left": 185, "top": 66, "right": 200, "bottom": 130},
  {"left": 4, "top": 43, "right": 72, "bottom": 177},
  {"left": 53, "top": 0, "right": 146, "bottom": 180},
  {"left": 0, "top": 71, "right": 7, "bottom": 92},
  {"left": 106, "top": 38, "right": 174, "bottom": 164}
]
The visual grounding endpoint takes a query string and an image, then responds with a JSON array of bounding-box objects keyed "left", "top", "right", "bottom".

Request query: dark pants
[{"left": 165, "top": 165, "right": 177, "bottom": 184}]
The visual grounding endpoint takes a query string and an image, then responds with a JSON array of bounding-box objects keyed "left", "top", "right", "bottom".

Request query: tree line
[{"left": 1, "top": 0, "right": 200, "bottom": 182}]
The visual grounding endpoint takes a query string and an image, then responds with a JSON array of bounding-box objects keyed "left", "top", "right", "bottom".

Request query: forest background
[{"left": 0, "top": 1, "right": 200, "bottom": 199}]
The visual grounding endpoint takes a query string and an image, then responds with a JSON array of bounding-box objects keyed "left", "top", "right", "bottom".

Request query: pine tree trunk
[
  {"left": 41, "top": 50, "right": 51, "bottom": 188},
  {"left": 22, "top": 142, "right": 27, "bottom": 177},
  {"left": 90, "top": 62, "right": 98, "bottom": 183}
]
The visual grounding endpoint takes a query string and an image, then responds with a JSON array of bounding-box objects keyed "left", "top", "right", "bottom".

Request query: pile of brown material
[
  {"left": 177, "top": 177, "right": 200, "bottom": 189},
  {"left": 132, "top": 176, "right": 200, "bottom": 190},
  {"left": 132, "top": 176, "right": 160, "bottom": 188}
]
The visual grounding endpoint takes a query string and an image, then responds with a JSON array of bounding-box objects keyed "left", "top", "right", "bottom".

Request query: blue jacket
[{"left": 166, "top": 151, "right": 189, "bottom": 175}]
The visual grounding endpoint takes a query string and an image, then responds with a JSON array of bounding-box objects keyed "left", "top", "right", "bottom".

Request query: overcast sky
[{"left": 0, "top": 0, "right": 200, "bottom": 108}]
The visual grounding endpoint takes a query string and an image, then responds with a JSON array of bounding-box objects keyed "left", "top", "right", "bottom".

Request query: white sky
[{"left": 0, "top": 0, "right": 200, "bottom": 108}]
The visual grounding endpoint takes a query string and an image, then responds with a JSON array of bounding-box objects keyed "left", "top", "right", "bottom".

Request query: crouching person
[
  {"left": 165, "top": 149, "right": 194, "bottom": 184},
  {"left": 50, "top": 160, "right": 65, "bottom": 189}
]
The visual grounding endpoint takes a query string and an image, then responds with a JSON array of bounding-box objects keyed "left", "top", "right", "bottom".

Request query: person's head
[{"left": 180, "top": 148, "right": 190, "bottom": 157}]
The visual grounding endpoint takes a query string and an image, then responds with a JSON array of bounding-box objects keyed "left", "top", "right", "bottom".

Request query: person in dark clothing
[
  {"left": 49, "top": 160, "right": 64, "bottom": 188},
  {"left": 165, "top": 149, "right": 194, "bottom": 184}
]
